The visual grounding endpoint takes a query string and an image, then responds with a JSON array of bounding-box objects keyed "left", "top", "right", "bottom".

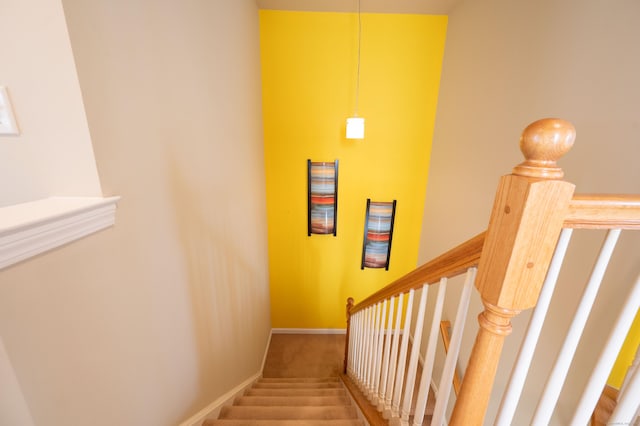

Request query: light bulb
[{"left": 346, "top": 117, "right": 365, "bottom": 139}]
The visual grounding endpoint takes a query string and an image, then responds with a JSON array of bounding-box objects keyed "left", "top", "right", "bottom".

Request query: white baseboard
[
  {"left": 178, "top": 330, "right": 272, "bottom": 426},
  {"left": 272, "top": 328, "right": 346, "bottom": 334}
]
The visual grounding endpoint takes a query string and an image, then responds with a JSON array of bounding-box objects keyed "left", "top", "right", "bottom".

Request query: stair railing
[
  {"left": 344, "top": 232, "right": 484, "bottom": 426},
  {"left": 494, "top": 194, "right": 640, "bottom": 425},
  {"left": 343, "top": 118, "right": 640, "bottom": 426}
]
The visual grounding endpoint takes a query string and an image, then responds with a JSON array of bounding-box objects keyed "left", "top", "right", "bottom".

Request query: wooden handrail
[
  {"left": 350, "top": 194, "right": 640, "bottom": 314},
  {"left": 350, "top": 231, "right": 485, "bottom": 315},
  {"left": 564, "top": 194, "right": 640, "bottom": 229}
]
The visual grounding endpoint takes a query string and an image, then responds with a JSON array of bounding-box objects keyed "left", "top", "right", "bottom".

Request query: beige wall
[
  {"left": 256, "top": 0, "right": 459, "bottom": 14},
  {"left": 0, "top": 1, "right": 271, "bottom": 425},
  {"left": 0, "top": 338, "right": 34, "bottom": 426},
  {"left": 0, "top": 0, "right": 102, "bottom": 207},
  {"left": 420, "top": 0, "right": 640, "bottom": 424}
]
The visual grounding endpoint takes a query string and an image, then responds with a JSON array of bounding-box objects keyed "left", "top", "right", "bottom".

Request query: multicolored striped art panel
[
  {"left": 361, "top": 199, "right": 396, "bottom": 270},
  {"left": 307, "top": 160, "right": 339, "bottom": 236}
]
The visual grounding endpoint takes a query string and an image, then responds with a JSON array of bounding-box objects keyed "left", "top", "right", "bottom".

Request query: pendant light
[{"left": 346, "top": 0, "right": 364, "bottom": 139}]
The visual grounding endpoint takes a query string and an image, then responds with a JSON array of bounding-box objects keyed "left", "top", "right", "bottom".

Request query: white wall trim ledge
[{"left": 0, "top": 196, "right": 120, "bottom": 270}]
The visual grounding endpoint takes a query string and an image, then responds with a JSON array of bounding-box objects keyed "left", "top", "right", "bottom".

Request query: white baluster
[
  {"left": 378, "top": 295, "right": 396, "bottom": 410},
  {"left": 347, "top": 310, "right": 355, "bottom": 374},
  {"left": 571, "top": 272, "right": 640, "bottom": 426},
  {"left": 413, "top": 277, "right": 448, "bottom": 426},
  {"left": 392, "top": 289, "right": 416, "bottom": 418},
  {"left": 357, "top": 310, "right": 367, "bottom": 387},
  {"left": 609, "top": 361, "right": 640, "bottom": 426},
  {"left": 367, "top": 304, "right": 378, "bottom": 394},
  {"left": 620, "top": 340, "right": 640, "bottom": 398},
  {"left": 368, "top": 303, "right": 382, "bottom": 400},
  {"left": 532, "top": 229, "right": 621, "bottom": 426},
  {"left": 384, "top": 292, "right": 405, "bottom": 418},
  {"left": 496, "top": 228, "right": 573, "bottom": 425},
  {"left": 350, "top": 311, "right": 356, "bottom": 378},
  {"left": 352, "top": 311, "right": 360, "bottom": 374},
  {"left": 352, "top": 311, "right": 362, "bottom": 381},
  {"left": 373, "top": 299, "right": 387, "bottom": 402},
  {"left": 619, "top": 342, "right": 640, "bottom": 425},
  {"left": 356, "top": 308, "right": 364, "bottom": 387},
  {"left": 401, "top": 284, "right": 430, "bottom": 425},
  {"left": 363, "top": 306, "right": 374, "bottom": 392},
  {"left": 432, "top": 267, "right": 476, "bottom": 426}
]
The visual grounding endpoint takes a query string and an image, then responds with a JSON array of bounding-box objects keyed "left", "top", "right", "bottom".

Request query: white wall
[
  {"left": 0, "top": 0, "right": 102, "bottom": 207},
  {"left": 419, "top": 0, "right": 640, "bottom": 424},
  {"left": 0, "top": 1, "right": 271, "bottom": 425}
]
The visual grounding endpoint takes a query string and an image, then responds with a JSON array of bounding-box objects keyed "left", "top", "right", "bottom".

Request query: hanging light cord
[{"left": 354, "top": 0, "right": 362, "bottom": 117}]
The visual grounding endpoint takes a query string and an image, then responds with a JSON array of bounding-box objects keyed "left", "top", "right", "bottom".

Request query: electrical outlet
[{"left": 0, "top": 86, "right": 20, "bottom": 136}]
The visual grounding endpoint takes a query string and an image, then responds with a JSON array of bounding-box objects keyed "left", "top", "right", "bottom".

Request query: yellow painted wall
[
  {"left": 609, "top": 309, "right": 640, "bottom": 388},
  {"left": 260, "top": 11, "right": 447, "bottom": 328}
]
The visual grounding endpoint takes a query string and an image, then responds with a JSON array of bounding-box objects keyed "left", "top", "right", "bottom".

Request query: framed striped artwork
[
  {"left": 307, "top": 159, "right": 339, "bottom": 236},
  {"left": 361, "top": 199, "right": 396, "bottom": 270}
]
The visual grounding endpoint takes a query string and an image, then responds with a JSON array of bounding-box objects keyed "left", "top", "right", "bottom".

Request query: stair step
[
  {"left": 234, "top": 396, "right": 351, "bottom": 406},
  {"left": 218, "top": 405, "right": 358, "bottom": 420},
  {"left": 204, "top": 420, "right": 364, "bottom": 426},
  {"left": 245, "top": 388, "right": 347, "bottom": 397},
  {"left": 258, "top": 377, "right": 340, "bottom": 383},
  {"left": 252, "top": 382, "right": 343, "bottom": 389}
]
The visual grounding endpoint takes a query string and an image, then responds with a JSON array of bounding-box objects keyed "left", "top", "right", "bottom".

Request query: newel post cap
[
  {"left": 512, "top": 118, "right": 576, "bottom": 179},
  {"left": 346, "top": 297, "right": 354, "bottom": 318}
]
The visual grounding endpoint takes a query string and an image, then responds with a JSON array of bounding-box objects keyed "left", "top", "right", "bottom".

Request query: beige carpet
[
  {"left": 260, "top": 333, "right": 433, "bottom": 425},
  {"left": 205, "top": 377, "right": 363, "bottom": 426},
  {"left": 262, "top": 333, "right": 345, "bottom": 378},
  {"left": 205, "top": 333, "right": 437, "bottom": 425},
  {"left": 204, "top": 334, "right": 363, "bottom": 426}
]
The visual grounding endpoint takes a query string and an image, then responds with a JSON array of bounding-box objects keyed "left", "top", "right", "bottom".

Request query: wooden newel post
[
  {"left": 450, "top": 119, "right": 577, "bottom": 425},
  {"left": 344, "top": 297, "right": 355, "bottom": 374}
]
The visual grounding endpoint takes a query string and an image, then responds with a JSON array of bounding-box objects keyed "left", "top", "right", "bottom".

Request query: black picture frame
[
  {"left": 307, "top": 159, "right": 339, "bottom": 236},
  {"left": 361, "top": 199, "right": 396, "bottom": 270}
]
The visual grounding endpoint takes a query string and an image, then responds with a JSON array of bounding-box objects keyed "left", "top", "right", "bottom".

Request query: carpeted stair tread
[
  {"left": 218, "top": 405, "right": 358, "bottom": 420},
  {"left": 234, "top": 396, "right": 351, "bottom": 406},
  {"left": 258, "top": 377, "right": 340, "bottom": 383},
  {"left": 252, "top": 382, "right": 343, "bottom": 389},
  {"left": 245, "top": 388, "right": 347, "bottom": 397},
  {"left": 204, "top": 420, "right": 364, "bottom": 426},
  {"left": 208, "top": 370, "right": 362, "bottom": 425}
]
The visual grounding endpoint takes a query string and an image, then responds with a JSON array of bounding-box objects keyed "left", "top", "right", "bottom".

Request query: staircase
[{"left": 204, "top": 377, "right": 364, "bottom": 426}]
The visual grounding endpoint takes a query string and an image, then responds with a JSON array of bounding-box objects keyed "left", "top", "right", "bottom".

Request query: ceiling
[{"left": 256, "top": 0, "right": 459, "bottom": 15}]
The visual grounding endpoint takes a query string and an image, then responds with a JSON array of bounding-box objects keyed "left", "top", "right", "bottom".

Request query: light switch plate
[{"left": 0, "top": 86, "right": 20, "bottom": 136}]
